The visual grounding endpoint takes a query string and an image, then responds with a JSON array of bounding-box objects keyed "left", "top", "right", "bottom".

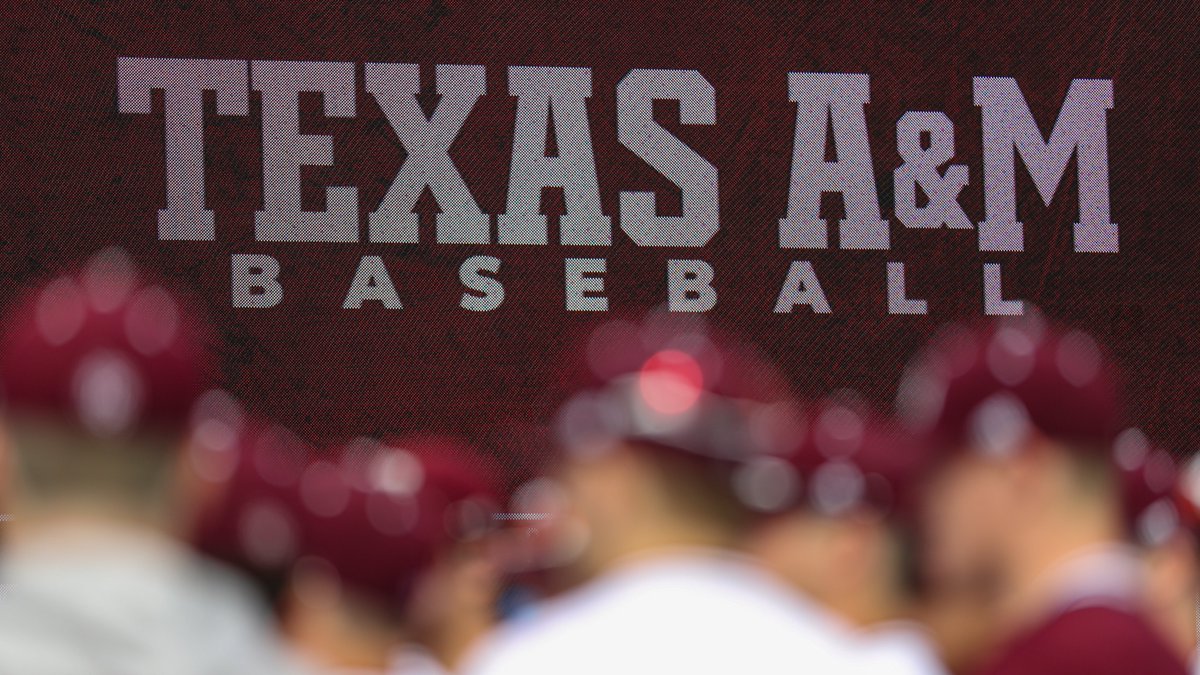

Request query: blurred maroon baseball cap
[
  {"left": 187, "top": 390, "right": 311, "bottom": 588},
  {"left": 0, "top": 246, "right": 213, "bottom": 438},
  {"left": 384, "top": 434, "right": 504, "bottom": 545},
  {"left": 896, "top": 314, "right": 1124, "bottom": 462},
  {"left": 552, "top": 310, "right": 804, "bottom": 513},
  {"left": 766, "top": 393, "right": 931, "bottom": 522},
  {"left": 291, "top": 436, "right": 502, "bottom": 613},
  {"left": 562, "top": 310, "right": 794, "bottom": 402}
]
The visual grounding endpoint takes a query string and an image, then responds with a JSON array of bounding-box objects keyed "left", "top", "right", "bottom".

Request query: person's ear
[{"left": 169, "top": 436, "right": 215, "bottom": 531}]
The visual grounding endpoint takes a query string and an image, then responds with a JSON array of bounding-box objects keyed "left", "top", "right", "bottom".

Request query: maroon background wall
[{"left": 2, "top": 1, "right": 1197, "bottom": 465}]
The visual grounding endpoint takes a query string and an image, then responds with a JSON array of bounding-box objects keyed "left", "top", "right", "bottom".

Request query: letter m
[{"left": 975, "top": 77, "right": 1116, "bottom": 253}]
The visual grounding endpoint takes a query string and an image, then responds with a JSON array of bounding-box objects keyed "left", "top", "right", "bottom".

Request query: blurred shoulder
[
  {"left": 461, "top": 553, "right": 868, "bottom": 675},
  {"left": 976, "top": 605, "right": 1188, "bottom": 675},
  {"left": 856, "top": 623, "right": 949, "bottom": 675}
]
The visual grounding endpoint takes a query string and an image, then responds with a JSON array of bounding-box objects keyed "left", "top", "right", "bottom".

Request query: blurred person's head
[
  {"left": 555, "top": 435, "right": 758, "bottom": 578},
  {"left": 1118, "top": 431, "right": 1199, "bottom": 662},
  {"left": 281, "top": 438, "right": 502, "bottom": 672},
  {"left": 483, "top": 424, "right": 594, "bottom": 603},
  {"left": 0, "top": 247, "right": 212, "bottom": 533},
  {"left": 897, "top": 316, "right": 1125, "bottom": 615},
  {"left": 744, "top": 394, "right": 927, "bottom": 628},
  {"left": 547, "top": 313, "right": 799, "bottom": 579},
  {"left": 397, "top": 437, "right": 504, "bottom": 669},
  {"left": 185, "top": 392, "right": 311, "bottom": 612}
]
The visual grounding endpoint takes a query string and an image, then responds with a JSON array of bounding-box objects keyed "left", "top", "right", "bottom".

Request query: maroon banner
[{"left": 2, "top": 1, "right": 1197, "bottom": 464}]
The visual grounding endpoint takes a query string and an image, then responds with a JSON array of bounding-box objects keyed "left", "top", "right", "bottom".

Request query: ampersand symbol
[{"left": 893, "top": 111, "right": 970, "bottom": 229}]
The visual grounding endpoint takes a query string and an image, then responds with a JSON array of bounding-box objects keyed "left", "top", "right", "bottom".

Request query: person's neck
[
  {"left": 1001, "top": 501, "right": 1123, "bottom": 629},
  {"left": 286, "top": 603, "right": 399, "bottom": 673},
  {"left": 422, "top": 611, "right": 493, "bottom": 670},
  {"left": 1160, "top": 579, "right": 1199, "bottom": 664},
  {"left": 298, "top": 633, "right": 395, "bottom": 673},
  {"left": 5, "top": 499, "right": 176, "bottom": 550},
  {"left": 605, "top": 518, "right": 737, "bottom": 570},
  {"left": 832, "top": 576, "right": 909, "bottom": 628}
]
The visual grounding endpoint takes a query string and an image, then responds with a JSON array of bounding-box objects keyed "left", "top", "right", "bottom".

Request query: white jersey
[
  {"left": 853, "top": 623, "right": 948, "bottom": 675},
  {"left": 0, "top": 522, "right": 303, "bottom": 675},
  {"left": 462, "top": 550, "right": 866, "bottom": 675}
]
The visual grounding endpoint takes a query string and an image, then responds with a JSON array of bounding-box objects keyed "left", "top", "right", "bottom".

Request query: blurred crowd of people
[{"left": 0, "top": 247, "right": 1195, "bottom": 675}]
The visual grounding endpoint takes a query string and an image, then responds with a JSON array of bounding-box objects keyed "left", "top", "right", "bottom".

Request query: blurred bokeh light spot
[{"left": 637, "top": 350, "right": 704, "bottom": 415}]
